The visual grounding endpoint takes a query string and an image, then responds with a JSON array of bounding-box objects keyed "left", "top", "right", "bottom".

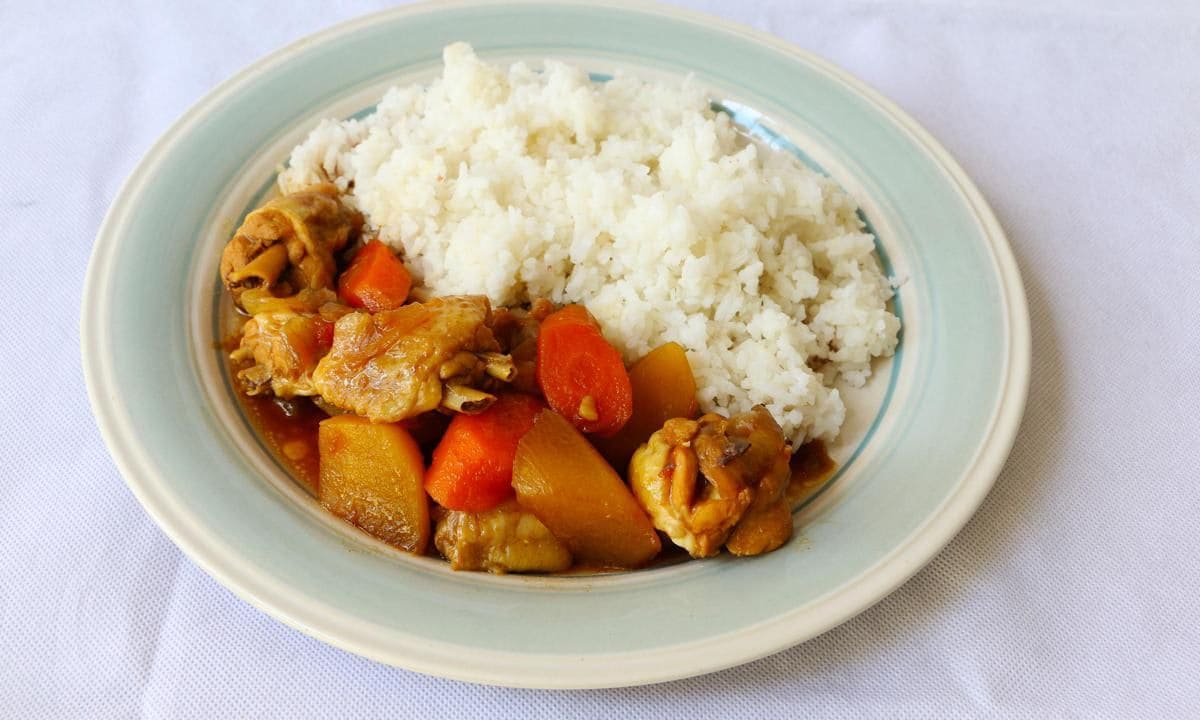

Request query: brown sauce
[
  {"left": 237, "top": 392, "right": 324, "bottom": 495},
  {"left": 787, "top": 439, "right": 837, "bottom": 508}
]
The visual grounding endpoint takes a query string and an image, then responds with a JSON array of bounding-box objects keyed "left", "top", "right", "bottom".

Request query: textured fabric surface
[{"left": 3, "top": 0, "right": 1198, "bottom": 716}]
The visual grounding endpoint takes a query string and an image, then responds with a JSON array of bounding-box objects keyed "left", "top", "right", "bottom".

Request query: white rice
[{"left": 280, "top": 43, "right": 900, "bottom": 444}]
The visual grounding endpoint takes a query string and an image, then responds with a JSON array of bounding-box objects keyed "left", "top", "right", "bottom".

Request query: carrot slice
[
  {"left": 424, "top": 394, "right": 545, "bottom": 512},
  {"left": 535, "top": 305, "right": 632, "bottom": 437},
  {"left": 337, "top": 239, "right": 412, "bottom": 312}
]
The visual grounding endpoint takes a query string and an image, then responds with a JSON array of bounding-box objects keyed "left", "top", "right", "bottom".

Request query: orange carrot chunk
[
  {"left": 337, "top": 239, "right": 412, "bottom": 312},
  {"left": 424, "top": 394, "right": 545, "bottom": 512},
  {"left": 535, "top": 305, "right": 633, "bottom": 437}
]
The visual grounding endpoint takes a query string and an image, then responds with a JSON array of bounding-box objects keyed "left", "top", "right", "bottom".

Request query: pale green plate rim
[{"left": 81, "top": 0, "right": 1030, "bottom": 688}]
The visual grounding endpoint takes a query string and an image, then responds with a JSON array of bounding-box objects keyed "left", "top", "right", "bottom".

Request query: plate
[{"left": 82, "top": 0, "right": 1029, "bottom": 688}]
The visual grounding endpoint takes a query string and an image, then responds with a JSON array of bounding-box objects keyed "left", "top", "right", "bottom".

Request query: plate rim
[{"left": 81, "top": 0, "right": 1030, "bottom": 688}]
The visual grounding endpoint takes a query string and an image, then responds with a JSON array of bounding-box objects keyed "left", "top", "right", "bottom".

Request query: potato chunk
[
  {"left": 318, "top": 415, "right": 430, "bottom": 554},
  {"left": 597, "top": 341, "right": 698, "bottom": 471},
  {"left": 512, "top": 409, "right": 660, "bottom": 569}
]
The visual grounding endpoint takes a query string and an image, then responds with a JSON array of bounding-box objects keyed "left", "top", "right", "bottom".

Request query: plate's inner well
[{"left": 210, "top": 83, "right": 905, "bottom": 577}]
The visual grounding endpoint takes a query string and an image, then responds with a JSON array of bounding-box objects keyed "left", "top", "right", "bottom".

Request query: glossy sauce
[
  {"left": 238, "top": 392, "right": 324, "bottom": 495},
  {"left": 787, "top": 440, "right": 837, "bottom": 508}
]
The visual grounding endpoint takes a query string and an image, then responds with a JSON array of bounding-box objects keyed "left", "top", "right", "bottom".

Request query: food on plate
[
  {"left": 222, "top": 44, "right": 900, "bottom": 574},
  {"left": 629, "top": 406, "right": 792, "bottom": 558},
  {"left": 596, "top": 341, "right": 699, "bottom": 472},
  {"left": 535, "top": 304, "right": 633, "bottom": 437},
  {"left": 229, "top": 295, "right": 340, "bottom": 398},
  {"left": 221, "top": 183, "right": 361, "bottom": 309},
  {"left": 489, "top": 299, "right": 553, "bottom": 395},
  {"left": 317, "top": 415, "right": 430, "bottom": 554},
  {"left": 424, "top": 393, "right": 544, "bottom": 512},
  {"left": 434, "top": 501, "right": 572, "bottom": 574},
  {"left": 280, "top": 43, "right": 900, "bottom": 445},
  {"left": 337, "top": 238, "right": 413, "bottom": 312},
  {"left": 511, "top": 409, "right": 662, "bottom": 569},
  {"left": 312, "top": 295, "right": 512, "bottom": 420}
]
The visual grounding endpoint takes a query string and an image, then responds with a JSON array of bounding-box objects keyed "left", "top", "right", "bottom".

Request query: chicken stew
[{"left": 224, "top": 187, "right": 836, "bottom": 574}]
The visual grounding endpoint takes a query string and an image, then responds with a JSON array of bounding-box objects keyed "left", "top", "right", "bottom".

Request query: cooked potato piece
[
  {"left": 318, "top": 415, "right": 430, "bottom": 554},
  {"left": 598, "top": 341, "right": 698, "bottom": 471},
  {"left": 512, "top": 409, "right": 661, "bottom": 569}
]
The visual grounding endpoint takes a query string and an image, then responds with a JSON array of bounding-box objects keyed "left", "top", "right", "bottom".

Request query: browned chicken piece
[
  {"left": 220, "top": 184, "right": 362, "bottom": 309},
  {"left": 629, "top": 405, "right": 793, "bottom": 558},
  {"left": 490, "top": 298, "right": 555, "bottom": 394},
  {"left": 723, "top": 412, "right": 795, "bottom": 556},
  {"left": 232, "top": 313, "right": 327, "bottom": 398},
  {"left": 434, "top": 501, "right": 572, "bottom": 574},
  {"left": 229, "top": 289, "right": 351, "bottom": 398},
  {"left": 311, "top": 295, "right": 515, "bottom": 422}
]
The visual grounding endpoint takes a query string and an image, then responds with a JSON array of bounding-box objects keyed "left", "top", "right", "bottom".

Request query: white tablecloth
[{"left": 4, "top": 0, "right": 1198, "bottom": 716}]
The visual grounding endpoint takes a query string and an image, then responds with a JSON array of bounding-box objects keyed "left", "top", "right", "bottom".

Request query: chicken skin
[
  {"left": 434, "top": 502, "right": 572, "bottom": 574},
  {"left": 312, "top": 295, "right": 514, "bottom": 422},
  {"left": 630, "top": 406, "right": 793, "bottom": 558},
  {"left": 220, "top": 184, "right": 361, "bottom": 308}
]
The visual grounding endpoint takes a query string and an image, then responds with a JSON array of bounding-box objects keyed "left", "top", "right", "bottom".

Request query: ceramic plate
[{"left": 82, "top": 0, "right": 1029, "bottom": 688}]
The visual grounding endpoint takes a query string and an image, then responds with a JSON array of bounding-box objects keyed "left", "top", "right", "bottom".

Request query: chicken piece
[
  {"left": 237, "top": 286, "right": 340, "bottom": 316},
  {"left": 724, "top": 496, "right": 794, "bottom": 557},
  {"left": 220, "top": 184, "right": 362, "bottom": 308},
  {"left": 232, "top": 313, "right": 328, "bottom": 398},
  {"left": 229, "top": 289, "right": 349, "bottom": 398},
  {"left": 629, "top": 405, "right": 793, "bottom": 558},
  {"left": 434, "top": 502, "right": 572, "bottom": 574},
  {"left": 723, "top": 421, "right": 795, "bottom": 556},
  {"left": 311, "top": 295, "right": 514, "bottom": 422},
  {"left": 490, "top": 299, "right": 554, "bottom": 394}
]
